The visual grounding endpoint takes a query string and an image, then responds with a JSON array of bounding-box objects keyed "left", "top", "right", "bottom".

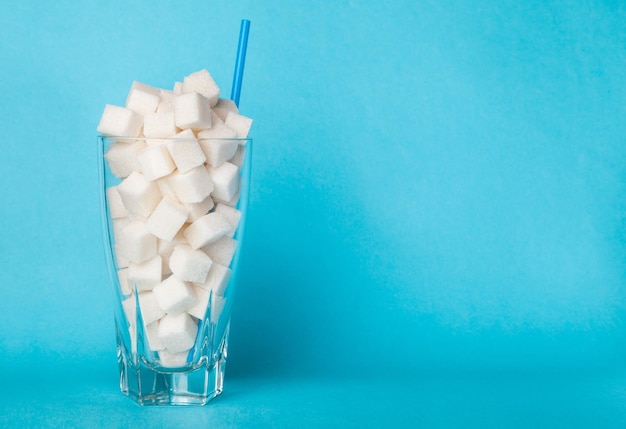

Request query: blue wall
[{"left": 1, "top": 0, "right": 626, "bottom": 389}]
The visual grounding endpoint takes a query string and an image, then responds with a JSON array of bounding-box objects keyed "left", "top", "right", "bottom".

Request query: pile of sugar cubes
[{"left": 97, "top": 69, "right": 252, "bottom": 367}]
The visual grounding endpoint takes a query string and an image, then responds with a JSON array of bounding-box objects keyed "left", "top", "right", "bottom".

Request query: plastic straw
[{"left": 231, "top": 19, "right": 251, "bottom": 107}]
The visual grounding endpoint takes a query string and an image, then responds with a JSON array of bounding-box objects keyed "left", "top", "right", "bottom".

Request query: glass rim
[{"left": 97, "top": 134, "right": 252, "bottom": 142}]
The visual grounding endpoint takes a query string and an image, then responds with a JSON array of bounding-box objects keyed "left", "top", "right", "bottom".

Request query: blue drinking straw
[{"left": 231, "top": 19, "right": 251, "bottom": 107}]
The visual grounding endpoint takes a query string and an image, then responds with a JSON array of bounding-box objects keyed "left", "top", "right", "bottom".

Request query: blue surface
[{"left": 1, "top": 0, "right": 626, "bottom": 427}]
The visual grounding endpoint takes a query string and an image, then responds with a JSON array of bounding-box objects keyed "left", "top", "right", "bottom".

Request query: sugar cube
[
  {"left": 117, "top": 171, "right": 162, "bottom": 218},
  {"left": 122, "top": 291, "right": 166, "bottom": 326},
  {"left": 112, "top": 217, "right": 130, "bottom": 240},
  {"left": 117, "top": 267, "right": 131, "bottom": 296},
  {"left": 165, "top": 165, "right": 214, "bottom": 204},
  {"left": 197, "top": 125, "right": 239, "bottom": 167},
  {"left": 207, "top": 162, "right": 240, "bottom": 202},
  {"left": 184, "top": 212, "right": 231, "bottom": 250},
  {"left": 184, "top": 196, "right": 214, "bottom": 222},
  {"left": 125, "top": 81, "right": 160, "bottom": 116},
  {"left": 157, "top": 227, "right": 187, "bottom": 266},
  {"left": 210, "top": 110, "right": 225, "bottom": 127},
  {"left": 158, "top": 349, "right": 189, "bottom": 367},
  {"left": 157, "top": 89, "right": 176, "bottom": 114},
  {"left": 158, "top": 312, "right": 198, "bottom": 353},
  {"left": 143, "top": 112, "right": 177, "bottom": 138},
  {"left": 138, "top": 291, "right": 166, "bottom": 325},
  {"left": 202, "top": 236, "right": 237, "bottom": 267},
  {"left": 212, "top": 98, "right": 239, "bottom": 122},
  {"left": 193, "top": 262, "right": 231, "bottom": 296},
  {"left": 212, "top": 188, "right": 241, "bottom": 207},
  {"left": 145, "top": 196, "right": 189, "bottom": 241},
  {"left": 166, "top": 129, "right": 206, "bottom": 173},
  {"left": 187, "top": 286, "right": 209, "bottom": 320},
  {"left": 127, "top": 254, "right": 162, "bottom": 292},
  {"left": 173, "top": 81, "right": 183, "bottom": 95},
  {"left": 114, "top": 244, "right": 130, "bottom": 269},
  {"left": 229, "top": 145, "right": 245, "bottom": 168},
  {"left": 136, "top": 144, "right": 176, "bottom": 181},
  {"left": 155, "top": 175, "right": 178, "bottom": 200},
  {"left": 152, "top": 275, "right": 197, "bottom": 315},
  {"left": 104, "top": 139, "right": 146, "bottom": 178},
  {"left": 98, "top": 104, "right": 143, "bottom": 137},
  {"left": 169, "top": 244, "right": 213, "bottom": 283},
  {"left": 224, "top": 111, "right": 252, "bottom": 138},
  {"left": 145, "top": 320, "right": 165, "bottom": 351},
  {"left": 107, "top": 186, "right": 128, "bottom": 219},
  {"left": 182, "top": 69, "right": 220, "bottom": 107},
  {"left": 214, "top": 204, "right": 241, "bottom": 237},
  {"left": 174, "top": 92, "right": 212, "bottom": 130},
  {"left": 117, "top": 220, "right": 157, "bottom": 264}
]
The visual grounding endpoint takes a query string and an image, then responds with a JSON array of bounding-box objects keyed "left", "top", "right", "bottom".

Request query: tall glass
[{"left": 98, "top": 136, "right": 252, "bottom": 406}]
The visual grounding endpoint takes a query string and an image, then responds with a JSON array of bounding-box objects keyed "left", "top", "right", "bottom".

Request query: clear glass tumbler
[{"left": 98, "top": 135, "right": 252, "bottom": 405}]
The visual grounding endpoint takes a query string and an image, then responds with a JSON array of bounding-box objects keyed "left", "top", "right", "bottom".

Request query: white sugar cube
[
  {"left": 145, "top": 321, "right": 165, "bottom": 351},
  {"left": 158, "top": 349, "right": 188, "bottom": 367},
  {"left": 155, "top": 175, "right": 178, "bottom": 200},
  {"left": 173, "top": 81, "right": 183, "bottom": 94},
  {"left": 182, "top": 69, "right": 220, "bottom": 107},
  {"left": 212, "top": 188, "right": 240, "bottom": 207},
  {"left": 117, "top": 220, "right": 157, "bottom": 264},
  {"left": 210, "top": 295, "right": 226, "bottom": 324},
  {"left": 165, "top": 165, "right": 214, "bottom": 204},
  {"left": 188, "top": 288, "right": 227, "bottom": 324},
  {"left": 117, "top": 267, "right": 131, "bottom": 296},
  {"left": 184, "top": 212, "right": 231, "bottom": 250},
  {"left": 114, "top": 244, "right": 130, "bottom": 269},
  {"left": 193, "top": 263, "right": 231, "bottom": 296},
  {"left": 143, "top": 112, "right": 177, "bottom": 138},
  {"left": 157, "top": 89, "right": 176, "bottom": 114},
  {"left": 158, "top": 230, "right": 187, "bottom": 276},
  {"left": 136, "top": 144, "right": 176, "bottom": 181},
  {"left": 153, "top": 275, "right": 197, "bottom": 315},
  {"left": 174, "top": 92, "right": 212, "bottom": 130},
  {"left": 98, "top": 104, "right": 143, "bottom": 137},
  {"left": 127, "top": 254, "right": 162, "bottom": 292},
  {"left": 166, "top": 129, "right": 206, "bottom": 173},
  {"left": 214, "top": 204, "right": 241, "bottom": 237},
  {"left": 146, "top": 196, "right": 189, "bottom": 241},
  {"left": 212, "top": 98, "right": 239, "bottom": 122},
  {"left": 197, "top": 122, "right": 237, "bottom": 139},
  {"left": 122, "top": 291, "right": 166, "bottom": 326},
  {"left": 187, "top": 286, "right": 209, "bottom": 320},
  {"left": 202, "top": 236, "right": 237, "bottom": 267},
  {"left": 125, "top": 81, "right": 160, "bottom": 116},
  {"left": 169, "top": 244, "right": 213, "bottom": 283},
  {"left": 158, "top": 313, "right": 198, "bottom": 353},
  {"left": 104, "top": 139, "right": 146, "bottom": 178},
  {"left": 207, "top": 162, "right": 240, "bottom": 202},
  {"left": 210, "top": 110, "right": 225, "bottom": 127},
  {"left": 224, "top": 111, "right": 252, "bottom": 138},
  {"left": 107, "top": 186, "right": 128, "bottom": 219},
  {"left": 184, "top": 197, "right": 214, "bottom": 222},
  {"left": 117, "top": 171, "right": 162, "bottom": 218},
  {"left": 197, "top": 126, "right": 239, "bottom": 168},
  {"left": 138, "top": 291, "right": 166, "bottom": 325},
  {"left": 229, "top": 145, "right": 245, "bottom": 168},
  {"left": 113, "top": 217, "right": 130, "bottom": 240}
]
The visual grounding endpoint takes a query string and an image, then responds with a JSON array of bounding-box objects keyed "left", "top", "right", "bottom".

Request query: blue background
[{"left": 2, "top": 0, "right": 626, "bottom": 427}]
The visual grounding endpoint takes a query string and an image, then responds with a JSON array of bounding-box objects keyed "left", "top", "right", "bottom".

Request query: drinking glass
[{"left": 98, "top": 135, "right": 252, "bottom": 405}]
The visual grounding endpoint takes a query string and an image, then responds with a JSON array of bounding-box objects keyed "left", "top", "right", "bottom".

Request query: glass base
[{"left": 117, "top": 329, "right": 228, "bottom": 406}]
